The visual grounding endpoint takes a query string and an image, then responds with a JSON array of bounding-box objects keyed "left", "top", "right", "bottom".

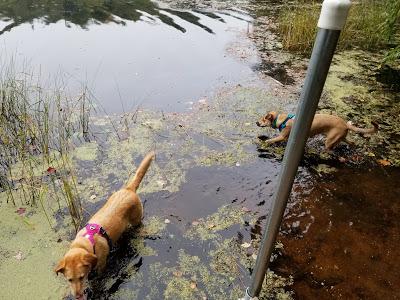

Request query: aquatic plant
[{"left": 0, "top": 64, "right": 93, "bottom": 229}]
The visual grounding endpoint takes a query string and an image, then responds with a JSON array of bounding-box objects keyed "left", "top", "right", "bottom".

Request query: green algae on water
[
  {"left": 73, "top": 141, "right": 99, "bottom": 161},
  {"left": 185, "top": 205, "right": 247, "bottom": 241},
  {"left": 0, "top": 195, "right": 69, "bottom": 299}
]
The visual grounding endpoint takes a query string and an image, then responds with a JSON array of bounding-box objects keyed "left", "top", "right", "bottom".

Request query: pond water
[
  {"left": 1, "top": 1, "right": 399, "bottom": 300},
  {"left": 0, "top": 0, "right": 257, "bottom": 113}
]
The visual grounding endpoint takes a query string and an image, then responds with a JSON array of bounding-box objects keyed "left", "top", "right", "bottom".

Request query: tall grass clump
[
  {"left": 0, "top": 63, "right": 93, "bottom": 230},
  {"left": 278, "top": 0, "right": 399, "bottom": 55}
]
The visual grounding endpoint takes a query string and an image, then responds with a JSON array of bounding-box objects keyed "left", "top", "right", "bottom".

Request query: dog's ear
[
  {"left": 265, "top": 113, "right": 274, "bottom": 121},
  {"left": 55, "top": 259, "right": 65, "bottom": 275},
  {"left": 83, "top": 253, "right": 97, "bottom": 269}
]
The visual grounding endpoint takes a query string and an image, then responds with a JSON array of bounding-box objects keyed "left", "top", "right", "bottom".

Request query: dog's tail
[
  {"left": 126, "top": 151, "right": 155, "bottom": 192},
  {"left": 347, "top": 120, "right": 378, "bottom": 135}
]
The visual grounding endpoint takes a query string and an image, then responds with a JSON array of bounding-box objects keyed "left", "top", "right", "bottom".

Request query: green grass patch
[{"left": 278, "top": 0, "right": 399, "bottom": 55}]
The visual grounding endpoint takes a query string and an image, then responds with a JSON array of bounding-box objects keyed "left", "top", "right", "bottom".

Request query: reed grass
[
  {"left": 278, "top": 0, "right": 399, "bottom": 55},
  {"left": 0, "top": 64, "right": 93, "bottom": 230}
]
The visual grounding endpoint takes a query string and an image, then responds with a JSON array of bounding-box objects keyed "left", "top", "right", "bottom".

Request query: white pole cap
[{"left": 317, "top": 0, "right": 351, "bottom": 30}]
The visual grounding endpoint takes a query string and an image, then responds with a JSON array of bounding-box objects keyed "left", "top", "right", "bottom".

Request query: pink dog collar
[
  {"left": 82, "top": 223, "right": 113, "bottom": 254},
  {"left": 83, "top": 223, "right": 101, "bottom": 246}
]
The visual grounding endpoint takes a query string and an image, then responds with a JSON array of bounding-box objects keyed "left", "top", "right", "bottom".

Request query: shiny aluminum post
[{"left": 242, "top": 1, "right": 351, "bottom": 299}]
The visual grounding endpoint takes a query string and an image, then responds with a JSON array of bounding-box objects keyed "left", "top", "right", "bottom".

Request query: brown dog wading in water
[
  {"left": 256, "top": 111, "right": 378, "bottom": 150},
  {"left": 55, "top": 151, "right": 155, "bottom": 299}
]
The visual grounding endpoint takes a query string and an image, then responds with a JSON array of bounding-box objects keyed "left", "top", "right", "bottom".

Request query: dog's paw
[{"left": 257, "top": 135, "right": 269, "bottom": 141}]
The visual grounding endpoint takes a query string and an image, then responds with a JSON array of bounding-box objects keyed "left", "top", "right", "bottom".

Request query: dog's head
[
  {"left": 55, "top": 248, "right": 97, "bottom": 300},
  {"left": 256, "top": 111, "right": 277, "bottom": 127}
]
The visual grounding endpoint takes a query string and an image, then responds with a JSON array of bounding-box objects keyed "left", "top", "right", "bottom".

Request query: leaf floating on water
[
  {"left": 14, "top": 251, "right": 23, "bottom": 261},
  {"left": 198, "top": 98, "right": 207, "bottom": 105},
  {"left": 47, "top": 167, "right": 56, "bottom": 174},
  {"left": 241, "top": 242, "right": 251, "bottom": 248},
  {"left": 16, "top": 207, "right": 26, "bottom": 215},
  {"left": 173, "top": 270, "right": 183, "bottom": 277},
  {"left": 164, "top": 219, "right": 171, "bottom": 224},
  {"left": 90, "top": 194, "right": 97, "bottom": 200},
  {"left": 191, "top": 221, "right": 200, "bottom": 226},
  {"left": 207, "top": 223, "right": 216, "bottom": 229},
  {"left": 377, "top": 159, "right": 391, "bottom": 166},
  {"left": 241, "top": 206, "right": 251, "bottom": 212},
  {"left": 313, "top": 164, "right": 337, "bottom": 175},
  {"left": 156, "top": 180, "right": 166, "bottom": 187}
]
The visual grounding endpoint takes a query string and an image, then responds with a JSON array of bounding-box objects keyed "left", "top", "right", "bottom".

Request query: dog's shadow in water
[
  {"left": 84, "top": 227, "right": 144, "bottom": 300},
  {"left": 256, "top": 135, "right": 356, "bottom": 167}
]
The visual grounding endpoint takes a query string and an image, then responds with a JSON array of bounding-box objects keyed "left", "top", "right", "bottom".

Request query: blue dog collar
[{"left": 272, "top": 114, "right": 295, "bottom": 132}]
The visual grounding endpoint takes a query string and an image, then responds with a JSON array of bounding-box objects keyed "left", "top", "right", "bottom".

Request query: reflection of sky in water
[{"left": 0, "top": 4, "right": 257, "bottom": 113}]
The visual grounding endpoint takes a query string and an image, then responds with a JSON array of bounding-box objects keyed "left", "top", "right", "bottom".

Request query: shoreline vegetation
[
  {"left": 0, "top": 64, "right": 94, "bottom": 230},
  {"left": 278, "top": 0, "right": 400, "bottom": 64}
]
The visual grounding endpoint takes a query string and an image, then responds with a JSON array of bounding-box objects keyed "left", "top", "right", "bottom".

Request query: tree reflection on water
[{"left": 0, "top": 0, "right": 225, "bottom": 35}]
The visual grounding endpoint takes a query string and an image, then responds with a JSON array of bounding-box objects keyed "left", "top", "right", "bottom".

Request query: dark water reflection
[{"left": 0, "top": 0, "right": 257, "bottom": 113}]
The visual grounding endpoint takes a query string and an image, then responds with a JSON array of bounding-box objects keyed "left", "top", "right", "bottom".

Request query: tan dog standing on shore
[
  {"left": 55, "top": 152, "right": 155, "bottom": 300},
  {"left": 256, "top": 111, "right": 378, "bottom": 150}
]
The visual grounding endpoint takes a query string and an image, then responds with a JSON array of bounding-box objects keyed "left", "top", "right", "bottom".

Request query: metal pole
[{"left": 242, "top": 1, "right": 351, "bottom": 299}]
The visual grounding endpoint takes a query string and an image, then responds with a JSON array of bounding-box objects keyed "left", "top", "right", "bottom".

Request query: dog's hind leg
[{"left": 325, "top": 131, "right": 346, "bottom": 150}]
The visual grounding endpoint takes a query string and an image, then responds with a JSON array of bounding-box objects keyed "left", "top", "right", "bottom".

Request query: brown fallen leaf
[
  {"left": 47, "top": 167, "right": 56, "bottom": 174},
  {"left": 16, "top": 207, "right": 26, "bottom": 215},
  {"left": 242, "top": 206, "right": 251, "bottom": 212},
  {"left": 207, "top": 223, "right": 216, "bottom": 229},
  {"left": 377, "top": 159, "right": 391, "bottom": 166}
]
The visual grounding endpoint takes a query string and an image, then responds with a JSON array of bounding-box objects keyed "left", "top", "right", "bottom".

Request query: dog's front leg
[
  {"left": 95, "top": 257, "right": 107, "bottom": 273},
  {"left": 263, "top": 135, "right": 287, "bottom": 145}
]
